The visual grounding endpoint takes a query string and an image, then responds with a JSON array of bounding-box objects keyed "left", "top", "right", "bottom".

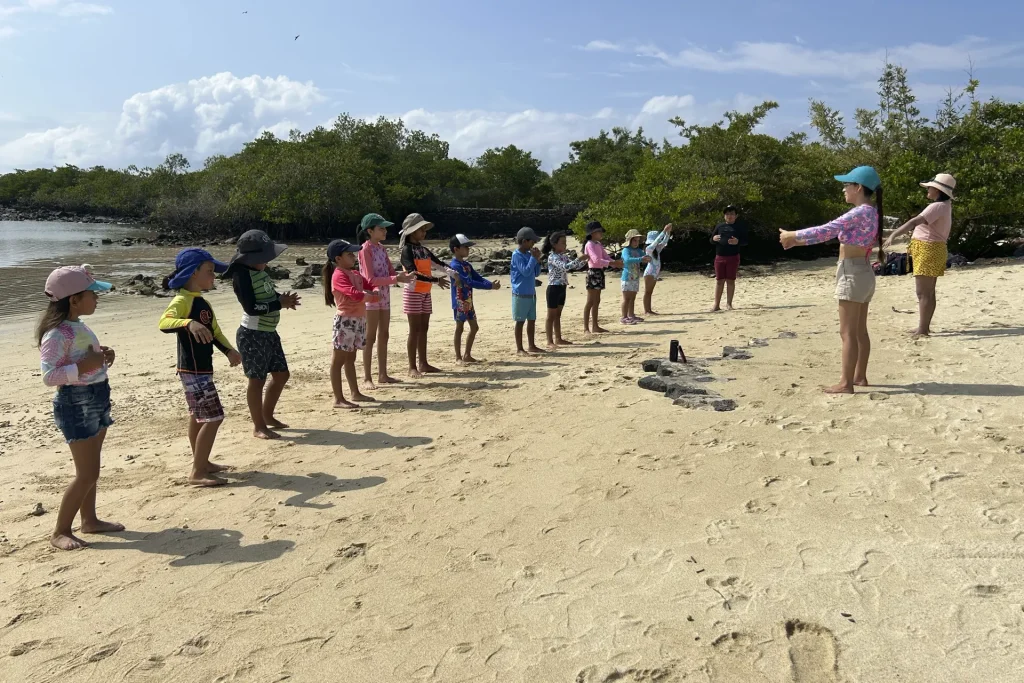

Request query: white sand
[{"left": 2, "top": 258, "right": 1024, "bottom": 682}]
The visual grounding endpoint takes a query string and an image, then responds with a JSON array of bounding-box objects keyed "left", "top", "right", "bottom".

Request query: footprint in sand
[
  {"left": 706, "top": 632, "right": 768, "bottom": 682},
  {"left": 784, "top": 620, "right": 839, "bottom": 683}
]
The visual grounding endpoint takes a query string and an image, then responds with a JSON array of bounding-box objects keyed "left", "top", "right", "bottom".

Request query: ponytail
[
  {"left": 875, "top": 185, "right": 885, "bottom": 263},
  {"left": 322, "top": 260, "right": 336, "bottom": 306},
  {"left": 582, "top": 233, "right": 593, "bottom": 248},
  {"left": 356, "top": 228, "right": 370, "bottom": 245},
  {"left": 35, "top": 297, "right": 71, "bottom": 347},
  {"left": 542, "top": 230, "right": 568, "bottom": 256},
  {"left": 161, "top": 274, "right": 173, "bottom": 290}
]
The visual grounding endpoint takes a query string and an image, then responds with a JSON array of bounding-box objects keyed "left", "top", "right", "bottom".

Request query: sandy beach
[{"left": 2, "top": 256, "right": 1024, "bottom": 682}]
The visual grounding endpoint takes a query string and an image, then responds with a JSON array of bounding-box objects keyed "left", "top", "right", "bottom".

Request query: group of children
[{"left": 32, "top": 209, "right": 710, "bottom": 551}]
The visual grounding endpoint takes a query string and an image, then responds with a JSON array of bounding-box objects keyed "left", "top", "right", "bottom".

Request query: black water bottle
[{"left": 670, "top": 339, "right": 679, "bottom": 363}]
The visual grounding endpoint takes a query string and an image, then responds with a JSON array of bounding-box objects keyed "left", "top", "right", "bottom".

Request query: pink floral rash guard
[{"left": 795, "top": 204, "right": 879, "bottom": 249}]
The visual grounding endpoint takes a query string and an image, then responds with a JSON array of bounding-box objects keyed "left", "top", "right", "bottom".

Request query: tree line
[{"left": 1, "top": 65, "right": 1021, "bottom": 260}]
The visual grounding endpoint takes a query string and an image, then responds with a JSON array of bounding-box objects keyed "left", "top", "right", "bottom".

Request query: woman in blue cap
[
  {"left": 159, "top": 248, "right": 242, "bottom": 486},
  {"left": 779, "top": 166, "right": 884, "bottom": 394}
]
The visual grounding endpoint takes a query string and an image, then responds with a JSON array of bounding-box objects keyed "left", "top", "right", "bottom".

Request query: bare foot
[
  {"left": 547, "top": 343, "right": 558, "bottom": 350},
  {"left": 726, "top": 304, "right": 734, "bottom": 310},
  {"left": 462, "top": 355, "right": 480, "bottom": 363},
  {"left": 409, "top": 368, "right": 423, "bottom": 379},
  {"left": 363, "top": 379, "right": 378, "bottom": 391},
  {"left": 379, "top": 375, "right": 402, "bottom": 384},
  {"left": 516, "top": 349, "right": 530, "bottom": 356},
  {"left": 853, "top": 379, "right": 869, "bottom": 387},
  {"left": 51, "top": 532, "right": 87, "bottom": 550},
  {"left": 823, "top": 383, "right": 855, "bottom": 394},
  {"left": 527, "top": 346, "right": 547, "bottom": 354},
  {"left": 188, "top": 474, "right": 227, "bottom": 487},
  {"left": 254, "top": 428, "right": 281, "bottom": 440},
  {"left": 556, "top": 338, "right": 574, "bottom": 346},
  {"left": 594, "top": 326, "right": 609, "bottom": 334},
  {"left": 80, "top": 519, "right": 125, "bottom": 534},
  {"left": 644, "top": 310, "right": 659, "bottom": 316},
  {"left": 207, "top": 462, "right": 231, "bottom": 473},
  {"left": 909, "top": 329, "right": 930, "bottom": 337},
  {"left": 419, "top": 364, "right": 442, "bottom": 374},
  {"left": 709, "top": 306, "right": 721, "bottom": 313},
  {"left": 333, "top": 400, "right": 360, "bottom": 410},
  {"left": 352, "top": 393, "right": 376, "bottom": 402},
  {"left": 264, "top": 417, "right": 289, "bottom": 429}
]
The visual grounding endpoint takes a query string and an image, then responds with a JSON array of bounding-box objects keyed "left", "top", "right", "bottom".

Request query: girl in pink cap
[{"left": 37, "top": 265, "right": 124, "bottom": 550}]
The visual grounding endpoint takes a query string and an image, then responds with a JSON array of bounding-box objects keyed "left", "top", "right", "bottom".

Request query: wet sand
[{"left": 2, "top": 255, "right": 1024, "bottom": 682}]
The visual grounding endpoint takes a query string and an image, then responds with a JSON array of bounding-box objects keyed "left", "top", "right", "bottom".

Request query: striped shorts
[{"left": 403, "top": 290, "right": 433, "bottom": 315}]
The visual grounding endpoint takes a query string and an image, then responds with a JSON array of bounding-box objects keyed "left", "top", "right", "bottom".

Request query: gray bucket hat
[
  {"left": 230, "top": 229, "right": 287, "bottom": 266},
  {"left": 516, "top": 227, "right": 540, "bottom": 243}
]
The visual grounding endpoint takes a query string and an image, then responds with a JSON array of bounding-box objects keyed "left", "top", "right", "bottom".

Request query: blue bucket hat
[
  {"left": 645, "top": 230, "right": 661, "bottom": 245},
  {"left": 168, "top": 248, "right": 229, "bottom": 289},
  {"left": 834, "top": 166, "right": 881, "bottom": 191}
]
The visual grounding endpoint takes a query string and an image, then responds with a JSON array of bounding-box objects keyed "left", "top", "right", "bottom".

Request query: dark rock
[
  {"left": 265, "top": 265, "right": 290, "bottom": 280},
  {"left": 657, "top": 362, "right": 709, "bottom": 378},
  {"left": 778, "top": 331, "right": 797, "bottom": 339},
  {"left": 222, "top": 237, "right": 238, "bottom": 245},
  {"left": 101, "top": 238, "right": 113, "bottom": 245},
  {"left": 292, "top": 274, "right": 316, "bottom": 289},
  {"left": 295, "top": 257, "right": 308, "bottom": 266},
  {"left": 723, "top": 346, "right": 753, "bottom": 360},
  {"left": 674, "top": 397, "right": 738, "bottom": 411},
  {"left": 664, "top": 380, "right": 709, "bottom": 399},
  {"left": 29, "top": 502, "right": 45, "bottom": 517},
  {"left": 638, "top": 375, "right": 668, "bottom": 393},
  {"left": 490, "top": 249, "right": 514, "bottom": 260},
  {"left": 642, "top": 358, "right": 672, "bottom": 373},
  {"left": 302, "top": 263, "right": 323, "bottom": 277},
  {"left": 749, "top": 338, "right": 769, "bottom": 347}
]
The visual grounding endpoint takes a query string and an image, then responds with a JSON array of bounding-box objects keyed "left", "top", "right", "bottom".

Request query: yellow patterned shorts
[{"left": 909, "top": 239, "right": 947, "bottom": 277}]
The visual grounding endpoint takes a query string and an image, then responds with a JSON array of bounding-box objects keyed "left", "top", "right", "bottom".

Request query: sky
[{"left": 1, "top": 0, "right": 1022, "bottom": 173}]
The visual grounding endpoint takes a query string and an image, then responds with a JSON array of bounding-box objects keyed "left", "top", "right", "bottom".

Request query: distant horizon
[{"left": 2, "top": 0, "right": 1022, "bottom": 173}]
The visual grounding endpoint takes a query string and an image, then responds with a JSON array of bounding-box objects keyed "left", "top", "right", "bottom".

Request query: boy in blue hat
[{"left": 159, "top": 248, "right": 242, "bottom": 487}]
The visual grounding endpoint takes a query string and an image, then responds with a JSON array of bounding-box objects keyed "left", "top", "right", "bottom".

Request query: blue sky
[{"left": 1, "top": 0, "right": 1022, "bottom": 172}]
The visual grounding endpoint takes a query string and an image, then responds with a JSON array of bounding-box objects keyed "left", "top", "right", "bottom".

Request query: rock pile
[{"left": 637, "top": 358, "right": 737, "bottom": 411}]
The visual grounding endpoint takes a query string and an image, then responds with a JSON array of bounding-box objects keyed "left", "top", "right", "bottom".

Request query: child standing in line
[
  {"left": 159, "top": 248, "right": 242, "bottom": 488},
  {"left": 581, "top": 221, "right": 623, "bottom": 334},
  {"left": 643, "top": 223, "right": 673, "bottom": 316},
  {"left": 619, "top": 229, "right": 651, "bottom": 325},
  {"left": 710, "top": 205, "right": 747, "bottom": 312},
  {"left": 37, "top": 265, "right": 124, "bottom": 550},
  {"left": 226, "top": 229, "right": 301, "bottom": 439},
  {"left": 399, "top": 213, "right": 456, "bottom": 377},
  {"left": 357, "top": 213, "right": 402, "bottom": 388},
  {"left": 511, "top": 227, "right": 545, "bottom": 354},
  {"left": 541, "top": 230, "right": 586, "bottom": 348},
  {"left": 449, "top": 233, "right": 501, "bottom": 363},
  {"left": 324, "top": 239, "right": 397, "bottom": 409}
]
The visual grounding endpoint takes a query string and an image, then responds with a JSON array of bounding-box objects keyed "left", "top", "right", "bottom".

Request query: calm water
[{"left": 0, "top": 221, "right": 155, "bottom": 319}]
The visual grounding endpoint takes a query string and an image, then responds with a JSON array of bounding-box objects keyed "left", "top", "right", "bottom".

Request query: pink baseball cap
[{"left": 44, "top": 265, "right": 112, "bottom": 302}]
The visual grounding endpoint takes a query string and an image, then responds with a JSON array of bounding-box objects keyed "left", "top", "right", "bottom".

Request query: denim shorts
[{"left": 53, "top": 381, "right": 113, "bottom": 443}]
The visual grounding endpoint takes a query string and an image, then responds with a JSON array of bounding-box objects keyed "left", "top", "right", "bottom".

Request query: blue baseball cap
[
  {"left": 834, "top": 166, "right": 881, "bottom": 191},
  {"left": 167, "top": 248, "right": 229, "bottom": 289},
  {"left": 327, "top": 239, "right": 362, "bottom": 261}
]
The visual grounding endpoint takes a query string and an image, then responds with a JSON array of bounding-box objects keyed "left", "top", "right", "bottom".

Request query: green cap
[{"left": 360, "top": 213, "right": 394, "bottom": 230}]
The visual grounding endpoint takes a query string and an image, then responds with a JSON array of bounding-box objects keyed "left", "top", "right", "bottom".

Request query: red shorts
[{"left": 714, "top": 254, "right": 740, "bottom": 281}]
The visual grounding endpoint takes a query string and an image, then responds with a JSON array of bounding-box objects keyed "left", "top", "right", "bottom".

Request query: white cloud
[
  {"left": 586, "top": 36, "right": 1024, "bottom": 80},
  {"left": 0, "top": 72, "right": 323, "bottom": 171},
  {"left": 580, "top": 40, "right": 625, "bottom": 52},
  {"left": 640, "top": 95, "right": 696, "bottom": 115},
  {"left": 0, "top": 25, "right": 17, "bottom": 38},
  {"left": 58, "top": 2, "right": 113, "bottom": 17}
]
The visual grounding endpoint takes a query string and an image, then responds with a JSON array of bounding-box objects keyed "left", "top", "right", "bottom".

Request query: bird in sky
[{"left": 294, "top": 34, "right": 300, "bottom": 41}]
